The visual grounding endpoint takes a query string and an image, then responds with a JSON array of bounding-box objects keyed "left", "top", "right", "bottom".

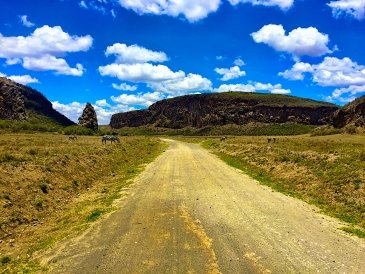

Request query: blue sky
[{"left": 1, "top": 0, "right": 365, "bottom": 124}]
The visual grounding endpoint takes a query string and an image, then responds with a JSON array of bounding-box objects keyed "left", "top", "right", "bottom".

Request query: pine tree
[{"left": 78, "top": 102, "right": 98, "bottom": 131}]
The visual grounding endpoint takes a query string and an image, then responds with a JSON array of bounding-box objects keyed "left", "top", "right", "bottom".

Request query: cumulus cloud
[
  {"left": 328, "top": 0, "right": 365, "bottom": 20},
  {"left": 233, "top": 58, "right": 245, "bottom": 67},
  {"left": 23, "top": 55, "right": 84, "bottom": 76},
  {"left": 19, "top": 15, "right": 35, "bottom": 27},
  {"left": 100, "top": 42, "right": 212, "bottom": 96},
  {"left": 111, "top": 91, "right": 164, "bottom": 107},
  {"left": 215, "top": 82, "right": 290, "bottom": 94},
  {"left": 117, "top": 0, "right": 221, "bottom": 22},
  {"left": 215, "top": 66, "right": 246, "bottom": 81},
  {"left": 279, "top": 62, "right": 313, "bottom": 80},
  {"left": 0, "top": 73, "right": 39, "bottom": 85},
  {"left": 281, "top": 57, "right": 365, "bottom": 87},
  {"left": 0, "top": 25, "right": 92, "bottom": 76},
  {"left": 106, "top": 43, "right": 168, "bottom": 64},
  {"left": 327, "top": 84, "right": 365, "bottom": 103},
  {"left": 99, "top": 63, "right": 185, "bottom": 82},
  {"left": 112, "top": 82, "right": 138, "bottom": 91},
  {"left": 0, "top": 26, "right": 92, "bottom": 59},
  {"left": 151, "top": 73, "right": 212, "bottom": 95},
  {"left": 228, "top": 0, "right": 294, "bottom": 10},
  {"left": 251, "top": 24, "right": 331, "bottom": 58}
]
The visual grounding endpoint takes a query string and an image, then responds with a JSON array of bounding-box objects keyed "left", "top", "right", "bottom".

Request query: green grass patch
[
  {"left": 86, "top": 209, "right": 103, "bottom": 222},
  {"left": 340, "top": 227, "right": 365, "bottom": 238}
]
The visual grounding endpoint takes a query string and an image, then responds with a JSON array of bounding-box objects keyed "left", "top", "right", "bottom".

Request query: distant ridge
[
  {"left": 110, "top": 92, "right": 339, "bottom": 129},
  {"left": 0, "top": 77, "right": 74, "bottom": 126}
]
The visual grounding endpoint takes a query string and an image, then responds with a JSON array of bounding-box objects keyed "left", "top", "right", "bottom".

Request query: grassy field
[
  {"left": 197, "top": 134, "right": 365, "bottom": 237},
  {"left": 0, "top": 133, "right": 166, "bottom": 273}
]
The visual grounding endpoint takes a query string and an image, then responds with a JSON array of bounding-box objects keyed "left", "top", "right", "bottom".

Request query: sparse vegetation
[
  {"left": 198, "top": 134, "right": 365, "bottom": 237},
  {"left": 116, "top": 123, "right": 316, "bottom": 136},
  {"left": 0, "top": 133, "right": 166, "bottom": 273}
]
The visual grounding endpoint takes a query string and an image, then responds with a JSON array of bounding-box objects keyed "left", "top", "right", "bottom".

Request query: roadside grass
[
  {"left": 196, "top": 134, "right": 365, "bottom": 237},
  {"left": 0, "top": 133, "right": 167, "bottom": 273},
  {"left": 116, "top": 123, "right": 316, "bottom": 136}
]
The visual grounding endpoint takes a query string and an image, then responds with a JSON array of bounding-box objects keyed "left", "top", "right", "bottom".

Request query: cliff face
[
  {"left": 332, "top": 94, "right": 365, "bottom": 128},
  {"left": 0, "top": 77, "right": 74, "bottom": 126},
  {"left": 110, "top": 93, "right": 339, "bottom": 129},
  {"left": 0, "top": 78, "right": 27, "bottom": 120}
]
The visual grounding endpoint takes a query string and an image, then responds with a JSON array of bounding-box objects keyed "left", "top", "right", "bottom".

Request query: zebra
[{"left": 102, "top": 135, "right": 120, "bottom": 144}]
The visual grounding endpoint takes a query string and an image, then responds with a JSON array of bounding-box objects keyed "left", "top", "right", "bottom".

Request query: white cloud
[
  {"left": 52, "top": 101, "right": 85, "bottom": 123},
  {"left": 215, "top": 66, "right": 246, "bottom": 81},
  {"left": 327, "top": 84, "right": 365, "bottom": 103},
  {"left": 215, "top": 82, "right": 290, "bottom": 94},
  {"left": 112, "top": 82, "right": 138, "bottom": 91},
  {"left": 279, "top": 62, "right": 313, "bottom": 80},
  {"left": 99, "top": 63, "right": 185, "bottom": 82},
  {"left": 281, "top": 57, "right": 365, "bottom": 87},
  {"left": 0, "top": 25, "right": 92, "bottom": 76},
  {"left": 251, "top": 24, "right": 331, "bottom": 58},
  {"left": 95, "top": 99, "right": 111, "bottom": 107},
  {"left": 228, "top": 0, "right": 294, "bottom": 10},
  {"left": 151, "top": 73, "right": 212, "bottom": 95},
  {"left": 23, "top": 55, "right": 84, "bottom": 76},
  {"left": 0, "top": 25, "right": 92, "bottom": 59},
  {"left": 0, "top": 73, "right": 39, "bottom": 85},
  {"left": 216, "top": 56, "right": 225, "bottom": 60},
  {"left": 233, "top": 58, "right": 245, "bottom": 67},
  {"left": 328, "top": 0, "right": 365, "bottom": 20},
  {"left": 19, "top": 15, "right": 35, "bottom": 28},
  {"left": 117, "top": 0, "right": 221, "bottom": 22},
  {"left": 106, "top": 43, "right": 168, "bottom": 64},
  {"left": 111, "top": 91, "right": 164, "bottom": 107},
  {"left": 79, "top": 1, "right": 88, "bottom": 9}
]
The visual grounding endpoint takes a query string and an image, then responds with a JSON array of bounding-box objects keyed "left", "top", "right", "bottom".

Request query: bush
[
  {"left": 1, "top": 255, "right": 11, "bottom": 265},
  {"left": 39, "top": 181, "right": 49, "bottom": 194}
]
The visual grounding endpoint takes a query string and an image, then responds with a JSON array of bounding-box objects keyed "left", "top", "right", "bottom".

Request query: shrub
[
  {"left": 39, "top": 182, "right": 49, "bottom": 194},
  {"left": 86, "top": 209, "right": 102, "bottom": 222},
  {"left": 1, "top": 255, "right": 11, "bottom": 265}
]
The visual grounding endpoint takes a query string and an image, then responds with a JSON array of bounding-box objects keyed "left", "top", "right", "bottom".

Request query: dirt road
[{"left": 41, "top": 139, "right": 365, "bottom": 273}]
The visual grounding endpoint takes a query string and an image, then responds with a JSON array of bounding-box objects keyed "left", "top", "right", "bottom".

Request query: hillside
[
  {"left": 110, "top": 92, "right": 339, "bottom": 129},
  {"left": 0, "top": 77, "right": 74, "bottom": 126},
  {"left": 332, "top": 94, "right": 365, "bottom": 128}
]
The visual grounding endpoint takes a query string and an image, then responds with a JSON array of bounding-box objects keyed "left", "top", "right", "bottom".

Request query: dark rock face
[
  {"left": 0, "top": 77, "right": 74, "bottom": 126},
  {"left": 110, "top": 93, "right": 339, "bottom": 129},
  {"left": 79, "top": 102, "right": 98, "bottom": 130},
  {"left": 332, "top": 95, "right": 365, "bottom": 128},
  {"left": 0, "top": 78, "right": 27, "bottom": 120}
]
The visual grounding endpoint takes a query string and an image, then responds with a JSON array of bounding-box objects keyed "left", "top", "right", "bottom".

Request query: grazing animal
[
  {"left": 220, "top": 136, "right": 227, "bottom": 141},
  {"left": 102, "top": 135, "right": 120, "bottom": 144},
  {"left": 69, "top": 135, "right": 77, "bottom": 141},
  {"left": 268, "top": 138, "right": 276, "bottom": 143}
]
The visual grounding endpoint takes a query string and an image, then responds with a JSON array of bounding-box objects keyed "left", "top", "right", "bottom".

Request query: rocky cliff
[
  {"left": 0, "top": 77, "right": 74, "bottom": 126},
  {"left": 110, "top": 92, "right": 339, "bottom": 129},
  {"left": 332, "top": 94, "right": 365, "bottom": 128}
]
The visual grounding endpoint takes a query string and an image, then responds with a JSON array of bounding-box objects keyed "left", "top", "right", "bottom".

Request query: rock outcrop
[
  {"left": 0, "top": 77, "right": 74, "bottom": 126},
  {"left": 110, "top": 92, "right": 339, "bottom": 129},
  {"left": 332, "top": 94, "right": 365, "bottom": 128},
  {"left": 0, "top": 78, "right": 27, "bottom": 120},
  {"left": 78, "top": 102, "right": 98, "bottom": 131}
]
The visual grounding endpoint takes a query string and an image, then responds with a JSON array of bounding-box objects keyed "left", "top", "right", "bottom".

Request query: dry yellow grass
[
  {"left": 200, "top": 134, "right": 365, "bottom": 235},
  {"left": 0, "top": 133, "right": 166, "bottom": 272}
]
